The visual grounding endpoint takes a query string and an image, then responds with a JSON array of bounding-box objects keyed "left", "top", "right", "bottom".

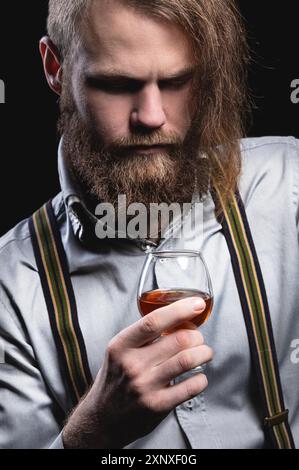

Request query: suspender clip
[{"left": 264, "top": 409, "right": 289, "bottom": 428}]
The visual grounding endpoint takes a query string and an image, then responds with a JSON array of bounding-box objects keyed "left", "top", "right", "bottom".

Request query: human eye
[
  {"left": 159, "top": 75, "right": 193, "bottom": 91},
  {"left": 86, "top": 76, "right": 143, "bottom": 94}
]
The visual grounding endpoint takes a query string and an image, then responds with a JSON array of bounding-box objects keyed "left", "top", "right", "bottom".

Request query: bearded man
[{"left": 0, "top": 0, "right": 298, "bottom": 449}]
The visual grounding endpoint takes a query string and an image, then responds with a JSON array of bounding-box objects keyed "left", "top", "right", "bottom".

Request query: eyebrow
[{"left": 85, "top": 66, "right": 196, "bottom": 85}]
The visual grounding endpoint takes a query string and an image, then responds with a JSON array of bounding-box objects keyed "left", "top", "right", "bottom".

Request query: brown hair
[{"left": 47, "top": 0, "right": 250, "bottom": 208}]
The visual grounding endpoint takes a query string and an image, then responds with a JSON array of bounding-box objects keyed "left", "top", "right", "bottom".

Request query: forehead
[{"left": 79, "top": 0, "right": 194, "bottom": 77}]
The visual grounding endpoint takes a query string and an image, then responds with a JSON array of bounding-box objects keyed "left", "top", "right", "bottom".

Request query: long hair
[{"left": 47, "top": 0, "right": 250, "bottom": 208}]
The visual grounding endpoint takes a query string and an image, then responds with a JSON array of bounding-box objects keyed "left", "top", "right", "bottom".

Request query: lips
[{"left": 130, "top": 145, "right": 168, "bottom": 154}]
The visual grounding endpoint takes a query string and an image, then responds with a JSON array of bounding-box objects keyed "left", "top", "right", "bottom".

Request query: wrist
[{"left": 62, "top": 397, "right": 109, "bottom": 449}]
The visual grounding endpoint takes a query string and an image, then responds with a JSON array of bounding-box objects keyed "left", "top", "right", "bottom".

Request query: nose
[{"left": 130, "top": 84, "right": 166, "bottom": 130}]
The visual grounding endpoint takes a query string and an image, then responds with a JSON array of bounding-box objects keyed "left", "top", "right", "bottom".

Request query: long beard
[{"left": 59, "top": 86, "right": 211, "bottom": 213}]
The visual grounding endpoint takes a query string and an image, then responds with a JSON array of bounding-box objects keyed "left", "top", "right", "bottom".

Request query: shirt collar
[{"left": 58, "top": 137, "right": 104, "bottom": 246}]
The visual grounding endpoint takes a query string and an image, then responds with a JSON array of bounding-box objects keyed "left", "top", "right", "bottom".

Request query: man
[{"left": 0, "top": 0, "right": 298, "bottom": 449}]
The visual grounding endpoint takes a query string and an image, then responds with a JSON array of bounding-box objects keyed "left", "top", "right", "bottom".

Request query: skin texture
[
  {"left": 40, "top": 1, "right": 213, "bottom": 449},
  {"left": 63, "top": 297, "right": 213, "bottom": 449},
  {"left": 41, "top": 2, "right": 195, "bottom": 144},
  {"left": 69, "top": 1, "right": 194, "bottom": 147}
]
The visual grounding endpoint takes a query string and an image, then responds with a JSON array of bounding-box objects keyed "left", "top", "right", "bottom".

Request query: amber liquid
[{"left": 139, "top": 288, "right": 213, "bottom": 334}]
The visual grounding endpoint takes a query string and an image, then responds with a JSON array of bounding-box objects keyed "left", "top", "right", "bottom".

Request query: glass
[{"left": 137, "top": 250, "right": 214, "bottom": 373}]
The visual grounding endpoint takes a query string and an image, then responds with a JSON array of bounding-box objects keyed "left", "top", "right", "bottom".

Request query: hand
[{"left": 63, "top": 297, "right": 213, "bottom": 449}]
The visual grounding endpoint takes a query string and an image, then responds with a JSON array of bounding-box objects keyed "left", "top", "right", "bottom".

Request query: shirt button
[{"left": 186, "top": 400, "right": 193, "bottom": 410}]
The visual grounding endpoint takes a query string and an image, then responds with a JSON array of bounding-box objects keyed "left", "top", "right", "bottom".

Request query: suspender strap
[
  {"left": 212, "top": 188, "right": 295, "bottom": 449},
  {"left": 29, "top": 200, "right": 92, "bottom": 406}
]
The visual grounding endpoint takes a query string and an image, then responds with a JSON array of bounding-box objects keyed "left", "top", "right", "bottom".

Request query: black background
[{"left": 0, "top": 1, "right": 298, "bottom": 236}]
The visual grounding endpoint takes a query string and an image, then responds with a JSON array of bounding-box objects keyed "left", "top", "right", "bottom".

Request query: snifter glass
[{"left": 137, "top": 250, "right": 214, "bottom": 373}]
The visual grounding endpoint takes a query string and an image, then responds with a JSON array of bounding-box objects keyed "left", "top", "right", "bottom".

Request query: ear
[{"left": 39, "top": 36, "right": 63, "bottom": 95}]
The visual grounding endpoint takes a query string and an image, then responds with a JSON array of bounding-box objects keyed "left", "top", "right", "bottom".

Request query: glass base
[
  {"left": 174, "top": 365, "right": 205, "bottom": 384},
  {"left": 189, "top": 365, "right": 204, "bottom": 374}
]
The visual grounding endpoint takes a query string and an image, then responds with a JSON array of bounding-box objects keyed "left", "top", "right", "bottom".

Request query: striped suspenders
[
  {"left": 29, "top": 201, "right": 92, "bottom": 406},
  {"left": 29, "top": 197, "right": 295, "bottom": 448},
  {"left": 212, "top": 189, "right": 295, "bottom": 449}
]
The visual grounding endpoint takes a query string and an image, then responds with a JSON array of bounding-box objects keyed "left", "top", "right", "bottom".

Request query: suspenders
[
  {"left": 29, "top": 196, "right": 295, "bottom": 449},
  {"left": 29, "top": 202, "right": 92, "bottom": 405},
  {"left": 212, "top": 188, "right": 295, "bottom": 450}
]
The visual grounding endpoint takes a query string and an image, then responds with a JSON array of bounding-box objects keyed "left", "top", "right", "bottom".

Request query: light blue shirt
[{"left": 0, "top": 136, "right": 299, "bottom": 449}]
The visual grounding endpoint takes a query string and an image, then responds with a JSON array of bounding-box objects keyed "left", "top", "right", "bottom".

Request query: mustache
[{"left": 103, "top": 131, "right": 183, "bottom": 151}]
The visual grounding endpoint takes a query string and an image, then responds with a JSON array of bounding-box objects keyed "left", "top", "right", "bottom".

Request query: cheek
[
  {"left": 164, "top": 90, "right": 193, "bottom": 135},
  {"left": 78, "top": 89, "right": 132, "bottom": 142}
]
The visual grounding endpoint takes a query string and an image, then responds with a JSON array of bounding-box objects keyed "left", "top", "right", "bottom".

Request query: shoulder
[
  {"left": 0, "top": 193, "right": 65, "bottom": 326},
  {"left": 0, "top": 193, "right": 65, "bottom": 280},
  {"left": 240, "top": 136, "right": 299, "bottom": 180},
  {"left": 240, "top": 136, "right": 299, "bottom": 170},
  {"left": 241, "top": 135, "right": 299, "bottom": 152},
  {"left": 239, "top": 136, "right": 299, "bottom": 214},
  {"left": 0, "top": 193, "right": 65, "bottom": 339}
]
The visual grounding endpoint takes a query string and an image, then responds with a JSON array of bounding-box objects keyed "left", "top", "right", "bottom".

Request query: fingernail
[{"left": 193, "top": 298, "right": 205, "bottom": 312}]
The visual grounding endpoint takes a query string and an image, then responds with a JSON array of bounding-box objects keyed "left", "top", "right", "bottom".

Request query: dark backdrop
[{"left": 0, "top": 1, "right": 298, "bottom": 236}]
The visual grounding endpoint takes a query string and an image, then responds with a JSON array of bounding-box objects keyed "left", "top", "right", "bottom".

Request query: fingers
[
  {"left": 152, "top": 344, "right": 214, "bottom": 385},
  {"left": 141, "top": 373, "right": 209, "bottom": 415},
  {"left": 118, "top": 297, "right": 206, "bottom": 348},
  {"left": 138, "top": 328, "right": 205, "bottom": 367},
  {"left": 163, "top": 373, "right": 209, "bottom": 410}
]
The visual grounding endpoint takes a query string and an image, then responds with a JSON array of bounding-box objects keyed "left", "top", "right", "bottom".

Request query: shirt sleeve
[
  {"left": 49, "top": 433, "right": 65, "bottom": 449},
  {"left": 0, "top": 287, "right": 64, "bottom": 449}
]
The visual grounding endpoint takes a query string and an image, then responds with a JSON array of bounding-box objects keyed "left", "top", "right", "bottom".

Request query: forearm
[
  {"left": 62, "top": 402, "right": 112, "bottom": 449},
  {"left": 62, "top": 396, "right": 116, "bottom": 449}
]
